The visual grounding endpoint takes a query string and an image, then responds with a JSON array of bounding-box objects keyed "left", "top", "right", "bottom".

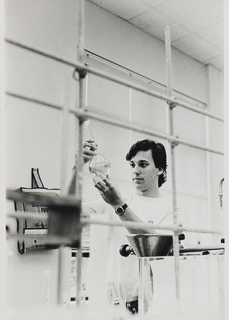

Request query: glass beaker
[{"left": 84, "top": 120, "right": 111, "bottom": 176}]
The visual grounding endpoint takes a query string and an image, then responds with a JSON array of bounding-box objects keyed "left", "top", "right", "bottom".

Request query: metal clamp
[
  {"left": 170, "top": 135, "right": 179, "bottom": 147},
  {"left": 73, "top": 65, "right": 88, "bottom": 80},
  {"left": 167, "top": 97, "right": 177, "bottom": 109}
]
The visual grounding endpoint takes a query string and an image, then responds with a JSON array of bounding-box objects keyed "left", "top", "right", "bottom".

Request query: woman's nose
[{"left": 133, "top": 165, "right": 141, "bottom": 174}]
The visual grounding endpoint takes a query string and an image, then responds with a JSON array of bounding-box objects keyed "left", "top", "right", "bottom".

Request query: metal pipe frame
[
  {"left": 5, "top": 91, "right": 224, "bottom": 156},
  {"left": 57, "top": 76, "right": 71, "bottom": 306},
  {"left": 75, "top": 0, "right": 85, "bottom": 307},
  {"left": 4, "top": 38, "right": 223, "bottom": 122},
  {"left": 165, "top": 25, "right": 180, "bottom": 299}
]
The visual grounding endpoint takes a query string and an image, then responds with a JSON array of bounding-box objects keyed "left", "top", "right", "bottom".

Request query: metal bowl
[{"left": 126, "top": 234, "right": 173, "bottom": 257}]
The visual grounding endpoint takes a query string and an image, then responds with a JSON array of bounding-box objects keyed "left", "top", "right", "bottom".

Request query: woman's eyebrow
[
  {"left": 129, "top": 160, "right": 149, "bottom": 164},
  {"left": 138, "top": 160, "right": 149, "bottom": 165}
]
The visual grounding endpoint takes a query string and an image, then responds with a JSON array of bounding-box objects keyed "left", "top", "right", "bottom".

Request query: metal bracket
[
  {"left": 170, "top": 135, "right": 179, "bottom": 147},
  {"left": 77, "top": 108, "right": 90, "bottom": 123},
  {"left": 73, "top": 65, "right": 88, "bottom": 80},
  {"left": 169, "top": 102, "right": 177, "bottom": 109},
  {"left": 167, "top": 97, "right": 177, "bottom": 109}
]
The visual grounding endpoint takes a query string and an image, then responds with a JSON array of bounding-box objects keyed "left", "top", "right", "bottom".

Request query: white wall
[
  {"left": 206, "top": 65, "right": 224, "bottom": 243},
  {"left": 5, "top": 0, "right": 79, "bottom": 190},
  {"left": 4, "top": 0, "right": 224, "bottom": 308},
  {"left": 84, "top": 1, "right": 208, "bottom": 102},
  {"left": 4, "top": 0, "right": 79, "bottom": 308}
]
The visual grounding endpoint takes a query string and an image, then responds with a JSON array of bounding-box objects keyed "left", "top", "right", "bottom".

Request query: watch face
[
  {"left": 115, "top": 203, "right": 127, "bottom": 215},
  {"left": 116, "top": 207, "right": 123, "bottom": 214}
]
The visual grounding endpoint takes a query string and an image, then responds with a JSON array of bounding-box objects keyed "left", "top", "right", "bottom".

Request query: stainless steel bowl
[{"left": 126, "top": 234, "right": 173, "bottom": 257}]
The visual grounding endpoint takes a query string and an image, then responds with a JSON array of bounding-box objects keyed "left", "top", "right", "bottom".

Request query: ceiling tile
[
  {"left": 196, "top": 22, "right": 224, "bottom": 50},
  {"left": 87, "top": 0, "right": 224, "bottom": 71},
  {"left": 173, "top": 33, "right": 223, "bottom": 62},
  {"left": 88, "top": 0, "right": 152, "bottom": 20},
  {"left": 155, "top": 0, "right": 223, "bottom": 32},
  {"left": 129, "top": 8, "right": 192, "bottom": 41}
]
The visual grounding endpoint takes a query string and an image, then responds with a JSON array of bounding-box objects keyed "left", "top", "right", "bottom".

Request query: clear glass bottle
[{"left": 84, "top": 120, "right": 110, "bottom": 176}]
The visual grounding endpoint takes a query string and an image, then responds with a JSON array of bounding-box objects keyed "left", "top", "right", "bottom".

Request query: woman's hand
[
  {"left": 75, "top": 140, "right": 98, "bottom": 165},
  {"left": 93, "top": 172, "right": 124, "bottom": 207},
  {"left": 93, "top": 174, "right": 158, "bottom": 234}
]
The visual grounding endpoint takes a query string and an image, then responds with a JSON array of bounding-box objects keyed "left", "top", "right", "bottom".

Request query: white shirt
[{"left": 82, "top": 194, "right": 187, "bottom": 302}]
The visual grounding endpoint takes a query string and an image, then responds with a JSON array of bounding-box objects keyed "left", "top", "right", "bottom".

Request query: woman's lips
[{"left": 133, "top": 177, "right": 143, "bottom": 183}]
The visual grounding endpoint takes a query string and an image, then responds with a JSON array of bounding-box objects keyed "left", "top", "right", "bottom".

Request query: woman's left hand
[{"left": 93, "top": 172, "right": 124, "bottom": 207}]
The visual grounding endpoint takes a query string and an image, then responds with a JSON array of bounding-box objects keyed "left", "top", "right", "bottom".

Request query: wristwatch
[{"left": 115, "top": 203, "right": 128, "bottom": 215}]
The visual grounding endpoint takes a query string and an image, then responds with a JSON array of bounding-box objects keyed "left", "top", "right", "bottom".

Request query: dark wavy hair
[{"left": 126, "top": 139, "right": 167, "bottom": 187}]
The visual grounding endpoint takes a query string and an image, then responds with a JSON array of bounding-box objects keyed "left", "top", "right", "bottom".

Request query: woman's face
[{"left": 129, "top": 149, "right": 161, "bottom": 196}]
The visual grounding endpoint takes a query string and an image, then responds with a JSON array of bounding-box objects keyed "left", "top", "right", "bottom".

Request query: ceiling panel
[
  {"left": 173, "top": 33, "right": 223, "bottom": 62},
  {"left": 196, "top": 22, "right": 224, "bottom": 50},
  {"left": 88, "top": 0, "right": 224, "bottom": 71},
  {"left": 87, "top": 0, "right": 152, "bottom": 20},
  {"left": 129, "top": 8, "right": 192, "bottom": 41},
  {"left": 153, "top": 0, "right": 223, "bottom": 32}
]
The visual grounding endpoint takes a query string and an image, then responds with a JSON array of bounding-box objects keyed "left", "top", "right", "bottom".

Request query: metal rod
[
  {"left": 81, "top": 218, "right": 222, "bottom": 235},
  {"left": 60, "top": 76, "right": 70, "bottom": 194},
  {"left": 5, "top": 91, "right": 62, "bottom": 110},
  {"left": 77, "top": 0, "right": 85, "bottom": 64},
  {"left": 138, "top": 258, "right": 152, "bottom": 315},
  {"left": 6, "top": 189, "right": 81, "bottom": 207},
  {"left": 60, "top": 247, "right": 73, "bottom": 306},
  {"left": 5, "top": 38, "right": 223, "bottom": 122},
  {"left": 165, "top": 25, "right": 180, "bottom": 299},
  {"left": 57, "top": 76, "right": 71, "bottom": 306},
  {"left": 218, "top": 256, "right": 225, "bottom": 318},
  {"left": 7, "top": 212, "right": 49, "bottom": 220},
  {"left": 71, "top": 109, "right": 224, "bottom": 155},
  {"left": 6, "top": 213, "right": 222, "bottom": 235},
  {"left": 6, "top": 233, "right": 78, "bottom": 246},
  {"left": 75, "top": 0, "right": 85, "bottom": 306},
  {"left": 5, "top": 92, "right": 224, "bottom": 155}
]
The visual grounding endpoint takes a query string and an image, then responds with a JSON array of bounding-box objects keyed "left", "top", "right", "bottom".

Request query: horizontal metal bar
[
  {"left": 6, "top": 212, "right": 222, "bottom": 235},
  {"left": 72, "top": 109, "right": 224, "bottom": 155},
  {"left": 5, "top": 91, "right": 224, "bottom": 155},
  {"left": 179, "top": 245, "right": 224, "bottom": 253},
  {"left": 5, "top": 91, "right": 62, "bottom": 110},
  {"left": 85, "top": 49, "right": 207, "bottom": 109},
  {"left": 6, "top": 233, "right": 74, "bottom": 246},
  {"left": 81, "top": 218, "right": 222, "bottom": 235},
  {"left": 5, "top": 38, "right": 223, "bottom": 122},
  {"left": 7, "top": 212, "right": 49, "bottom": 220},
  {"left": 6, "top": 189, "right": 81, "bottom": 207}
]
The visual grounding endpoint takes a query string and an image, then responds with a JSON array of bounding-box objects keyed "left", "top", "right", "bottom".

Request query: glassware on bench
[{"left": 84, "top": 120, "right": 111, "bottom": 176}]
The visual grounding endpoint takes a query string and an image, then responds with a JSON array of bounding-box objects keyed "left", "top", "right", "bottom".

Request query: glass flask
[
  {"left": 84, "top": 120, "right": 111, "bottom": 176},
  {"left": 88, "top": 151, "right": 110, "bottom": 176}
]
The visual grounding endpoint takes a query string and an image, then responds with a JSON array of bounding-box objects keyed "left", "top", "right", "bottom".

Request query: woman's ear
[{"left": 157, "top": 168, "right": 163, "bottom": 176}]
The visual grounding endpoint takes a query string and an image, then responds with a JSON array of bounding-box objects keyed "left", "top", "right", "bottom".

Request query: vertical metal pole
[
  {"left": 165, "top": 26, "right": 180, "bottom": 299},
  {"left": 60, "top": 77, "right": 70, "bottom": 194},
  {"left": 75, "top": 0, "right": 85, "bottom": 306},
  {"left": 138, "top": 258, "right": 152, "bottom": 315},
  {"left": 218, "top": 256, "right": 225, "bottom": 318},
  {"left": 57, "top": 76, "right": 72, "bottom": 306}
]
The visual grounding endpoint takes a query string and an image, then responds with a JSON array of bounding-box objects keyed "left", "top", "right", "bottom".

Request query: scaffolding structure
[{"left": 5, "top": 0, "right": 224, "bottom": 317}]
